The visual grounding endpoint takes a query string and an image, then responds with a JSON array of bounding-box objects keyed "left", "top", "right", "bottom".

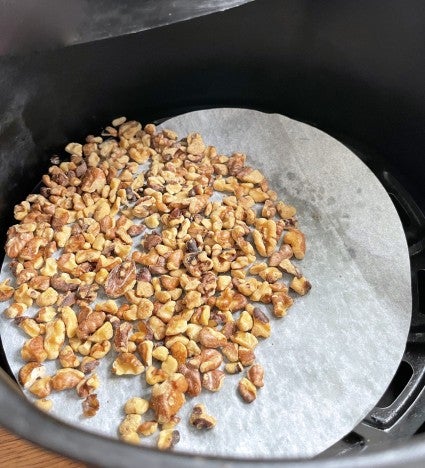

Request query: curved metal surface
[{"left": 0, "top": 0, "right": 253, "bottom": 57}]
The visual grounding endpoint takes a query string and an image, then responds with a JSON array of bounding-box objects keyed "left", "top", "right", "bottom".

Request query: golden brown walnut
[
  {"left": 177, "top": 364, "right": 202, "bottom": 397},
  {"left": 29, "top": 376, "right": 52, "bottom": 398},
  {"left": 112, "top": 353, "right": 144, "bottom": 375},
  {"left": 238, "top": 377, "right": 257, "bottom": 403},
  {"left": 150, "top": 379, "right": 186, "bottom": 424},
  {"left": 51, "top": 368, "right": 85, "bottom": 391},
  {"left": 283, "top": 229, "right": 306, "bottom": 260},
  {"left": 82, "top": 394, "right": 100, "bottom": 417},
  {"left": 104, "top": 260, "right": 136, "bottom": 298},
  {"left": 189, "top": 404, "right": 216, "bottom": 430},
  {"left": 202, "top": 369, "right": 225, "bottom": 392},
  {"left": 80, "top": 167, "right": 106, "bottom": 193},
  {"left": 18, "top": 362, "right": 46, "bottom": 388},
  {"left": 0, "top": 279, "right": 14, "bottom": 301},
  {"left": 247, "top": 363, "right": 264, "bottom": 388},
  {"left": 21, "top": 336, "right": 48, "bottom": 363},
  {"left": 157, "top": 429, "right": 180, "bottom": 450},
  {"left": 290, "top": 276, "right": 312, "bottom": 296}
]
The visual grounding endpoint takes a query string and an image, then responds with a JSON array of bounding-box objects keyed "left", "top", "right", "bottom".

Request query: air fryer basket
[{"left": 1, "top": 0, "right": 425, "bottom": 466}]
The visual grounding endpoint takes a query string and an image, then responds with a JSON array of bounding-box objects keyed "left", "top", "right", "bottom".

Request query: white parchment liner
[{"left": 0, "top": 108, "right": 411, "bottom": 458}]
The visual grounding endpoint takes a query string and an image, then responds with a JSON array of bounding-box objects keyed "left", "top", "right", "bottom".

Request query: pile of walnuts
[{"left": 0, "top": 116, "right": 310, "bottom": 449}]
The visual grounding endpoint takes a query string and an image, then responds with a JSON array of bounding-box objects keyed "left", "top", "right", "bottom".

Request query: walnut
[
  {"left": 18, "top": 362, "right": 46, "bottom": 388},
  {"left": 80, "top": 167, "right": 106, "bottom": 193},
  {"left": 138, "top": 421, "right": 158, "bottom": 437},
  {"left": 283, "top": 229, "right": 306, "bottom": 260},
  {"left": 34, "top": 398, "right": 53, "bottom": 412},
  {"left": 44, "top": 319, "right": 66, "bottom": 360},
  {"left": 82, "top": 394, "right": 100, "bottom": 417},
  {"left": 0, "top": 279, "right": 14, "bottom": 302},
  {"left": 124, "top": 397, "right": 149, "bottom": 415},
  {"left": 29, "top": 377, "right": 52, "bottom": 398},
  {"left": 77, "top": 310, "right": 106, "bottom": 340},
  {"left": 59, "top": 345, "right": 80, "bottom": 368},
  {"left": 271, "top": 291, "right": 294, "bottom": 317},
  {"left": 238, "top": 377, "right": 257, "bottom": 403},
  {"left": 198, "top": 327, "right": 227, "bottom": 348},
  {"left": 104, "top": 260, "right": 136, "bottom": 298},
  {"left": 21, "top": 336, "right": 48, "bottom": 363},
  {"left": 199, "top": 349, "right": 223, "bottom": 373},
  {"left": 247, "top": 364, "right": 264, "bottom": 388},
  {"left": 202, "top": 369, "right": 225, "bottom": 392},
  {"left": 177, "top": 364, "right": 201, "bottom": 397},
  {"left": 76, "top": 373, "right": 100, "bottom": 398},
  {"left": 112, "top": 353, "right": 144, "bottom": 375},
  {"left": 290, "top": 276, "right": 312, "bottom": 295},
  {"left": 150, "top": 379, "right": 186, "bottom": 424},
  {"left": 157, "top": 429, "right": 180, "bottom": 450},
  {"left": 51, "top": 369, "right": 84, "bottom": 391},
  {"left": 189, "top": 404, "right": 216, "bottom": 430}
]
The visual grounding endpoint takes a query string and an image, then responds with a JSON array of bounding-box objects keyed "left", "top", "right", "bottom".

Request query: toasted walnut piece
[
  {"left": 76, "top": 358, "right": 97, "bottom": 376},
  {"left": 59, "top": 345, "right": 80, "bottom": 368},
  {"left": 198, "top": 327, "right": 227, "bottom": 348},
  {"left": 145, "top": 366, "right": 168, "bottom": 385},
  {"left": 248, "top": 364, "right": 265, "bottom": 388},
  {"left": 177, "top": 364, "right": 201, "bottom": 397},
  {"left": 157, "top": 429, "right": 180, "bottom": 450},
  {"left": 165, "top": 317, "right": 187, "bottom": 336},
  {"left": 14, "top": 284, "right": 36, "bottom": 308},
  {"left": 238, "top": 346, "right": 255, "bottom": 367},
  {"left": 283, "top": 229, "right": 306, "bottom": 260},
  {"left": 236, "top": 311, "right": 254, "bottom": 332},
  {"left": 80, "top": 167, "right": 106, "bottom": 193},
  {"left": 77, "top": 310, "right": 106, "bottom": 340},
  {"left": 119, "top": 414, "right": 142, "bottom": 438},
  {"left": 189, "top": 404, "right": 216, "bottom": 430},
  {"left": 21, "top": 336, "right": 48, "bottom": 362},
  {"left": 60, "top": 306, "right": 78, "bottom": 338},
  {"left": 138, "top": 421, "right": 158, "bottom": 437},
  {"left": 290, "top": 276, "right": 312, "bottom": 295},
  {"left": 271, "top": 292, "right": 294, "bottom": 317},
  {"left": 279, "top": 258, "right": 301, "bottom": 277},
  {"left": 86, "top": 340, "right": 109, "bottom": 359},
  {"left": 0, "top": 279, "right": 14, "bottom": 302},
  {"left": 51, "top": 369, "right": 85, "bottom": 391},
  {"left": 18, "top": 318, "right": 41, "bottom": 338},
  {"left": 275, "top": 201, "right": 297, "bottom": 219},
  {"left": 222, "top": 342, "right": 239, "bottom": 362},
  {"left": 104, "top": 260, "right": 136, "bottom": 298},
  {"left": 36, "top": 306, "right": 57, "bottom": 323},
  {"left": 199, "top": 349, "right": 223, "bottom": 373},
  {"left": 82, "top": 394, "right": 100, "bottom": 417},
  {"left": 231, "top": 331, "right": 258, "bottom": 350},
  {"left": 114, "top": 322, "right": 133, "bottom": 352},
  {"left": 152, "top": 345, "right": 169, "bottom": 362},
  {"left": 18, "top": 362, "right": 46, "bottom": 388},
  {"left": 225, "top": 362, "right": 244, "bottom": 374},
  {"left": 161, "top": 355, "right": 179, "bottom": 375},
  {"left": 77, "top": 373, "right": 100, "bottom": 398},
  {"left": 44, "top": 319, "right": 65, "bottom": 360},
  {"left": 125, "top": 397, "right": 149, "bottom": 415},
  {"left": 202, "top": 369, "right": 225, "bottom": 392},
  {"left": 150, "top": 379, "right": 186, "bottom": 424},
  {"left": 36, "top": 287, "right": 59, "bottom": 307},
  {"left": 138, "top": 340, "right": 153, "bottom": 366},
  {"left": 238, "top": 377, "right": 257, "bottom": 403},
  {"left": 4, "top": 302, "right": 27, "bottom": 318},
  {"left": 34, "top": 398, "right": 53, "bottom": 412},
  {"left": 251, "top": 308, "right": 271, "bottom": 338},
  {"left": 29, "top": 377, "right": 52, "bottom": 398},
  {"left": 112, "top": 353, "right": 144, "bottom": 375}
]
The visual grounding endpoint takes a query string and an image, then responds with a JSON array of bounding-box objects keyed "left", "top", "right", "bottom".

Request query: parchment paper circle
[{"left": 0, "top": 108, "right": 411, "bottom": 458}]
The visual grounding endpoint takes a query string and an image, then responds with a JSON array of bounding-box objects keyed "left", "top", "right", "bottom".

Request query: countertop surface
[{"left": 0, "top": 426, "right": 84, "bottom": 467}]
